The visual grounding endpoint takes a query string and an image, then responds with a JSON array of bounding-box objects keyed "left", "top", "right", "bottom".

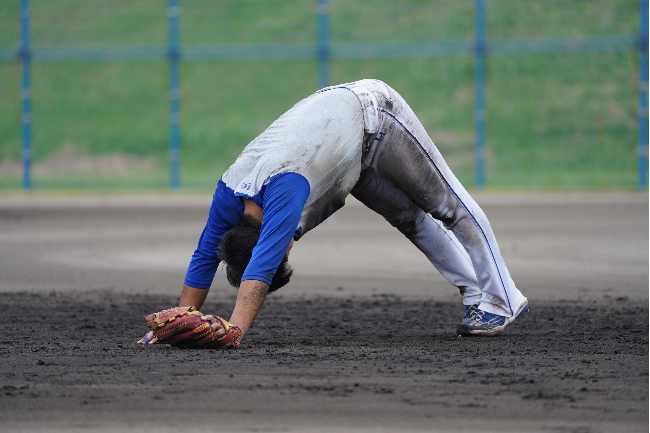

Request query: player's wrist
[
  {"left": 229, "top": 279, "right": 269, "bottom": 337},
  {"left": 178, "top": 284, "right": 209, "bottom": 309}
]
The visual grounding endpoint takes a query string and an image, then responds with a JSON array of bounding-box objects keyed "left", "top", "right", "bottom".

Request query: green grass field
[{"left": 0, "top": 0, "right": 643, "bottom": 192}]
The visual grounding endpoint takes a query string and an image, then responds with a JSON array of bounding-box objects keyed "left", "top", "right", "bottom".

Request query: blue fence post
[
  {"left": 638, "top": 0, "right": 648, "bottom": 189},
  {"left": 474, "top": 0, "right": 487, "bottom": 189},
  {"left": 168, "top": 0, "right": 181, "bottom": 190},
  {"left": 20, "top": 0, "right": 31, "bottom": 190},
  {"left": 317, "top": 0, "right": 330, "bottom": 90}
]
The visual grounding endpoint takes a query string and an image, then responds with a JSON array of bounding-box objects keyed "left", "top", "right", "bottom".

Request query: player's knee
[
  {"left": 427, "top": 196, "right": 460, "bottom": 228},
  {"left": 377, "top": 203, "right": 420, "bottom": 235}
]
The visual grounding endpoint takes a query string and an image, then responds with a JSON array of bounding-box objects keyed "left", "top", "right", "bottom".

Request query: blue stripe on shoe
[{"left": 381, "top": 109, "right": 513, "bottom": 315}]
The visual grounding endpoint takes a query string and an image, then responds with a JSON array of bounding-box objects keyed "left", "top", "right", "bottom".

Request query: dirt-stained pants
[{"left": 351, "top": 87, "right": 526, "bottom": 317}]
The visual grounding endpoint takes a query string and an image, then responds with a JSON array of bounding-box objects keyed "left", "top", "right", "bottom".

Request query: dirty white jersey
[{"left": 221, "top": 80, "right": 392, "bottom": 237}]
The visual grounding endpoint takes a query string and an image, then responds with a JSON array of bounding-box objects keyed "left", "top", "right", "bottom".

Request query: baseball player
[{"left": 138, "top": 79, "right": 528, "bottom": 346}]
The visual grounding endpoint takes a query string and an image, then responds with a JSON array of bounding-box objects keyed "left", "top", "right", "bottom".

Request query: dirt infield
[
  {"left": 0, "top": 291, "right": 647, "bottom": 432},
  {"left": 0, "top": 192, "right": 647, "bottom": 432}
]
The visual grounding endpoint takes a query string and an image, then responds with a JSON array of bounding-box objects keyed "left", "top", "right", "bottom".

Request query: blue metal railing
[
  {"left": 317, "top": 0, "right": 330, "bottom": 90},
  {"left": 638, "top": 0, "right": 648, "bottom": 189},
  {"left": 20, "top": 0, "right": 31, "bottom": 191},
  {"left": 168, "top": 0, "right": 181, "bottom": 190},
  {"left": 474, "top": 0, "right": 487, "bottom": 189},
  {"left": 1, "top": 36, "right": 638, "bottom": 64},
  {"left": 7, "top": 1, "right": 645, "bottom": 190}
]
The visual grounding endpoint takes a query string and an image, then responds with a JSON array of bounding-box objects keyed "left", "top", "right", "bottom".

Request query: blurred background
[{"left": 0, "top": 0, "right": 646, "bottom": 192}]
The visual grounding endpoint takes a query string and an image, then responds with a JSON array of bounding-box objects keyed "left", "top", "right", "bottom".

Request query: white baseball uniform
[{"left": 209, "top": 79, "right": 526, "bottom": 317}]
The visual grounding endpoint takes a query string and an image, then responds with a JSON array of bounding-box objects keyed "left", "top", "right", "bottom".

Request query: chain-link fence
[{"left": 0, "top": 0, "right": 646, "bottom": 191}]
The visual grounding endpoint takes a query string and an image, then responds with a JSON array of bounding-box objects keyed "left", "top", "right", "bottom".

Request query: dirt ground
[{"left": 0, "top": 192, "right": 647, "bottom": 432}]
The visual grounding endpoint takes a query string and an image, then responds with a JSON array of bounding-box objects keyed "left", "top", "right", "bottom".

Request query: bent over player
[{"left": 139, "top": 79, "right": 528, "bottom": 347}]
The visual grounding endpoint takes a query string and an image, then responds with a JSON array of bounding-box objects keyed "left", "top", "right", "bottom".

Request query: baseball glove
[{"left": 145, "top": 306, "right": 242, "bottom": 349}]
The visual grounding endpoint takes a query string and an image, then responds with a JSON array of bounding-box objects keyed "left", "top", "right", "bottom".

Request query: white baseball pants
[{"left": 351, "top": 86, "right": 526, "bottom": 317}]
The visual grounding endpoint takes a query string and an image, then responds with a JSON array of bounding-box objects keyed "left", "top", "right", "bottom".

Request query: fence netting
[{"left": 0, "top": 0, "right": 642, "bottom": 190}]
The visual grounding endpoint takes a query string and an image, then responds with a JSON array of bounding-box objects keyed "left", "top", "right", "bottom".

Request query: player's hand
[
  {"left": 137, "top": 330, "right": 158, "bottom": 345},
  {"left": 200, "top": 315, "right": 227, "bottom": 338}
]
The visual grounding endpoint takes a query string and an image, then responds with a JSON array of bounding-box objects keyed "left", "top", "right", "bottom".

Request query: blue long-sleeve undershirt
[{"left": 184, "top": 172, "right": 310, "bottom": 289}]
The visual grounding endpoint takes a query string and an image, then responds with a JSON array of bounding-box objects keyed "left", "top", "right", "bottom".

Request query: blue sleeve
[
  {"left": 184, "top": 179, "right": 244, "bottom": 289},
  {"left": 241, "top": 173, "right": 310, "bottom": 284}
]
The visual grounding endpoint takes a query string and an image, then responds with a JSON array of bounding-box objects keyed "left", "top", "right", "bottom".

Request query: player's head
[{"left": 218, "top": 214, "right": 293, "bottom": 293}]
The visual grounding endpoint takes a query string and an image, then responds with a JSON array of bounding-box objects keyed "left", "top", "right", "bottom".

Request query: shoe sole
[{"left": 457, "top": 298, "right": 529, "bottom": 337}]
